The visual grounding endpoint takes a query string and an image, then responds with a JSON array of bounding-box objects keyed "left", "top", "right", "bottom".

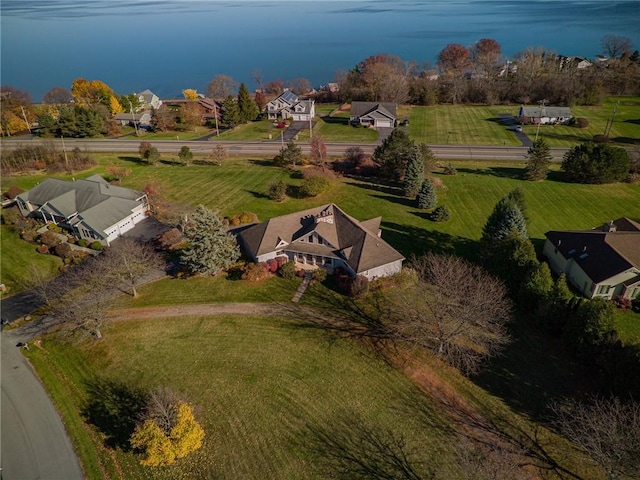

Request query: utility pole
[
  {"left": 129, "top": 100, "right": 139, "bottom": 137},
  {"left": 309, "top": 100, "right": 313, "bottom": 139},
  {"left": 213, "top": 100, "right": 219, "bottom": 136},
  {"left": 20, "top": 106, "right": 31, "bottom": 133},
  {"left": 61, "top": 135, "right": 70, "bottom": 171},
  {"left": 535, "top": 99, "right": 547, "bottom": 141},
  {"left": 604, "top": 101, "right": 620, "bottom": 137}
]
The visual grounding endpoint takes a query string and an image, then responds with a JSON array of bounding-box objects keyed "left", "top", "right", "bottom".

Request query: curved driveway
[{"left": 1, "top": 329, "right": 84, "bottom": 480}]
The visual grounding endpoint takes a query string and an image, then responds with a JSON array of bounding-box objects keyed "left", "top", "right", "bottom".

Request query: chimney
[{"left": 603, "top": 220, "right": 617, "bottom": 232}]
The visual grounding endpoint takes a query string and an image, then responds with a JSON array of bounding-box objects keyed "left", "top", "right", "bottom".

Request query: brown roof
[
  {"left": 545, "top": 218, "right": 640, "bottom": 283},
  {"left": 237, "top": 204, "right": 404, "bottom": 274}
]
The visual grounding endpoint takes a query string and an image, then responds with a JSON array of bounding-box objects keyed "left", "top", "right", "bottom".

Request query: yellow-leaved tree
[
  {"left": 130, "top": 389, "right": 204, "bottom": 467},
  {"left": 109, "top": 96, "right": 124, "bottom": 115},
  {"left": 182, "top": 89, "right": 199, "bottom": 100}
]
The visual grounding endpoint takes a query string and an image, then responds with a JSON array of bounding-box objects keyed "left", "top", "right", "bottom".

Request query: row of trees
[{"left": 333, "top": 36, "right": 639, "bottom": 106}]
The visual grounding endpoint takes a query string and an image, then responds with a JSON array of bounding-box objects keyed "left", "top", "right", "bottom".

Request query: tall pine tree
[
  {"left": 416, "top": 179, "right": 437, "bottom": 209},
  {"left": 403, "top": 147, "right": 425, "bottom": 197},
  {"left": 179, "top": 205, "right": 240, "bottom": 276},
  {"left": 221, "top": 95, "right": 240, "bottom": 128},
  {"left": 237, "top": 83, "right": 259, "bottom": 123},
  {"left": 524, "top": 139, "right": 552, "bottom": 181}
]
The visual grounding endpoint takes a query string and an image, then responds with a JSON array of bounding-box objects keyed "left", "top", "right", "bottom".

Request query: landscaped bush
[
  {"left": 78, "top": 238, "right": 88, "bottom": 248},
  {"left": 431, "top": 205, "right": 451, "bottom": 222},
  {"left": 89, "top": 241, "right": 103, "bottom": 251},
  {"left": 1, "top": 206, "right": 22, "bottom": 226},
  {"left": 593, "top": 134, "right": 610, "bottom": 143},
  {"left": 3, "top": 185, "right": 25, "bottom": 200},
  {"left": 626, "top": 173, "right": 640, "bottom": 184},
  {"left": 154, "top": 228, "right": 183, "bottom": 251},
  {"left": 47, "top": 223, "right": 62, "bottom": 233},
  {"left": 350, "top": 275, "right": 369, "bottom": 297},
  {"left": 299, "top": 175, "right": 333, "bottom": 197},
  {"left": 227, "top": 212, "right": 259, "bottom": 226},
  {"left": 312, "top": 268, "right": 327, "bottom": 283},
  {"left": 36, "top": 244, "right": 50, "bottom": 254},
  {"left": 38, "top": 230, "right": 62, "bottom": 247},
  {"left": 267, "top": 181, "right": 288, "bottom": 201},
  {"left": 443, "top": 164, "right": 457, "bottom": 175},
  {"left": 241, "top": 262, "right": 269, "bottom": 282},
  {"left": 575, "top": 117, "right": 589, "bottom": 128},
  {"left": 53, "top": 242, "right": 72, "bottom": 259},
  {"left": 279, "top": 260, "right": 297, "bottom": 280}
]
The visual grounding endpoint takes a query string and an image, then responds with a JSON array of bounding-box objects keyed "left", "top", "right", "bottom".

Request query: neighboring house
[
  {"left": 517, "top": 106, "right": 573, "bottom": 125},
  {"left": 237, "top": 203, "right": 405, "bottom": 280},
  {"left": 16, "top": 175, "right": 149, "bottom": 246},
  {"left": 114, "top": 111, "right": 152, "bottom": 127},
  {"left": 162, "top": 97, "right": 222, "bottom": 122},
  {"left": 558, "top": 56, "right": 592, "bottom": 70},
  {"left": 266, "top": 90, "right": 315, "bottom": 121},
  {"left": 349, "top": 102, "right": 397, "bottom": 128},
  {"left": 136, "top": 89, "right": 163, "bottom": 110},
  {"left": 543, "top": 218, "right": 640, "bottom": 300}
]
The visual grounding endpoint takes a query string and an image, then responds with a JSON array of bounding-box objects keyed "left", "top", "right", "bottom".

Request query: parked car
[{"left": 515, "top": 125, "right": 523, "bottom": 132}]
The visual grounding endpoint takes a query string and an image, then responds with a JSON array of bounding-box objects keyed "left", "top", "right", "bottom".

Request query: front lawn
[
  {"left": 28, "top": 314, "right": 447, "bottom": 479},
  {"left": 614, "top": 308, "right": 640, "bottom": 345},
  {"left": 1, "top": 225, "right": 62, "bottom": 295}
]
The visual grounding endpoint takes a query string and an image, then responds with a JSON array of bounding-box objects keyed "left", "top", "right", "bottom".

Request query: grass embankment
[
  {"left": 1, "top": 224, "right": 62, "bottom": 295},
  {"left": 28, "top": 314, "right": 448, "bottom": 480}
]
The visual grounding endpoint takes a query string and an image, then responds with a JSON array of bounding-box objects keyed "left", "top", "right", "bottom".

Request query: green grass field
[
  {"left": 614, "top": 309, "right": 640, "bottom": 345},
  {"left": 27, "top": 314, "right": 449, "bottom": 480},
  {"left": 1, "top": 225, "right": 62, "bottom": 295}
]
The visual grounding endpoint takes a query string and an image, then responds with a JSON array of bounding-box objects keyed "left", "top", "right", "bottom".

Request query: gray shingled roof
[
  {"left": 237, "top": 204, "right": 404, "bottom": 274},
  {"left": 519, "top": 106, "right": 572, "bottom": 117},
  {"left": 18, "top": 176, "right": 146, "bottom": 238},
  {"left": 350, "top": 102, "right": 397, "bottom": 119}
]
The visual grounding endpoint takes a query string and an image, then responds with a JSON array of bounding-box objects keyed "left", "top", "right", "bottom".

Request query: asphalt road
[
  {"left": 1, "top": 329, "right": 84, "bottom": 480},
  {"left": 0, "top": 137, "right": 571, "bottom": 161}
]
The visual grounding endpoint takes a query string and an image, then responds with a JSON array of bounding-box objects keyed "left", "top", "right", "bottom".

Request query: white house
[
  {"left": 15, "top": 175, "right": 149, "bottom": 246},
  {"left": 350, "top": 102, "right": 397, "bottom": 128},
  {"left": 517, "top": 106, "right": 573, "bottom": 125},
  {"left": 137, "top": 89, "right": 162, "bottom": 110},
  {"left": 266, "top": 90, "right": 315, "bottom": 121},
  {"left": 236, "top": 203, "right": 405, "bottom": 280},
  {"left": 543, "top": 218, "right": 640, "bottom": 300}
]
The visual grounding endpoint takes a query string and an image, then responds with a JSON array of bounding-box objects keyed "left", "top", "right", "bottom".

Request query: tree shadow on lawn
[
  {"left": 346, "top": 180, "right": 403, "bottom": 197},
  {"left": 472, "top": 319, "right": 600, "bottom": 421},
  {"left": 372, "top": 194, "right": 416, "bottom": 208},
  {"left": 82, "top": 378, "right": 148, "bottom": 450},
  {"left": 117, "top": 156, "right": 145, "bottom": 165},
  {"left": 381, "top": 221, "right": 476, "bottom": 260},
  {"left": 456, "top": 166, "right": 525, "bottom": 179},
  {"left": 249, "top": 159, "right": 275, "bottom": 167},
  {"left": 321, "top": 116, "right": 349, "bottom": 125},
  {"left": 611, "top": 136, "right": 640, "bottom": 145}
]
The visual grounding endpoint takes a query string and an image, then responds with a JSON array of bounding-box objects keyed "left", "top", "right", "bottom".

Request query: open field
[{"left": 26, "top": 314, "right": 450, "bottom": 480}]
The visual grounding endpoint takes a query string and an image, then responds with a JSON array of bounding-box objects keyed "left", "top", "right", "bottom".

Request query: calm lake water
[{"left": 2, "top": 0, "right": 639, "bottom": 100}]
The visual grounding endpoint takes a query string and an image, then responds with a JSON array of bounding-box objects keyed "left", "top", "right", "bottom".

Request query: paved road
[
  {"left": 1, "top": 329, "right": 84, "bottom": 480},
  {"left": 0, "top": 137, "right": 570, "bottom": 161}
]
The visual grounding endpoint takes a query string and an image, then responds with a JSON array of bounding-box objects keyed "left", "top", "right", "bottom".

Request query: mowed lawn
[
  {"left": 1, "top": 225, "right": 62, "bottom": 294},
  {"left": 404, "top": 104, "right": 521, "bottom": 146},
  {"left": 28, "top": 315, "right": 446, "bottom": 480}
]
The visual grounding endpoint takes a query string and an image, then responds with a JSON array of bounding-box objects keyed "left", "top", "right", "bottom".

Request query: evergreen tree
[
  {"left": 221, "top": 95, "right": 240, "bottom": 128},
  {"left": 481, "top": 190, "right": 528, "bottom": 245},
  {"left": 416, "top": 179, "right": 437, "bottom": 209},
  {"left": 541, "top": 274, "right": 575, "bottom": 335},
  {"left": 524, "top": 139, "right": 552, "bottom": 181},
  {"left": 373, "top": 127, "right": 415, "bottom": 179},
  {"left": 403, "top": 147, "right": 425, "bottom": 197},
  {"left": 180, "top": 205, "right": 240, "bottom": 275},
  {"left": 178, "top": 146, "right": 193, "bottom": 165},
  {"left": 518, "top": 261, "right": 554, "bottom": 312},
  {"left": 418, "top": 143, "right": 438, "bottom": 173},
  {"left": 561, "top": 142, "right": 630, "bottom": 184},
  {"left": 274, "top": 140, "right": 302, "bottom": 167},
  {"left": 237, "top": 83, "right": 259, "bottom": 123}
]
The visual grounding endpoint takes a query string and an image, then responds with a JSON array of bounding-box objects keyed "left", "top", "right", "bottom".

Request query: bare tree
[
  {"left": 601, "top": 35, "right": 633, "bottom": 58},
  {"left": 102, "top": 237, "right": 164, "bottom": 298},
  {"left": 206, "top": 74, "right": 239, "bottom": 100},
  {"left": 287, "top": 77, "right": 312, "bottom": 95},
  {"left": 550, "top": 396, "right": 640, "bottom": 480},
  {"left": 386, "top": 254, "right": 512, "bottom": 374},
  {"left": 251, "top": 68, "right": 264, "bottom": 91}
]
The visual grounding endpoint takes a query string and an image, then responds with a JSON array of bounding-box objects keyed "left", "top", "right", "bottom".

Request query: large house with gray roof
[
  {"left": 543, "top": 218, "right": 640, "bottom": 300},
  {"left": 16, "top": 175, "right": 149, "bottom": 246},
  {"left": 237, "top": 204, "right": 404, "bottom": 280},
  {"left": 266, "top": 91, "right": 315, "bottom": 121},
  {"left": 349, "top": 102, "right": 397, "bottom": 128}
]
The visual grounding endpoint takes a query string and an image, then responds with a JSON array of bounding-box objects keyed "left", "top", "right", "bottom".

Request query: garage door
[{"left": 376, "top": 119, "right": 392, "bottom": 128}]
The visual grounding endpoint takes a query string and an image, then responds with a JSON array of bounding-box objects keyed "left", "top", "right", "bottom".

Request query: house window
[
  {"left": 308, "top": 234, "right": 314, "bottom": 243},
  {"left": 631, "top": 287, "right": 640, "bottom": 299},
  {"left": 596, "top": 285, "right": 612, "bottom": 295}
]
